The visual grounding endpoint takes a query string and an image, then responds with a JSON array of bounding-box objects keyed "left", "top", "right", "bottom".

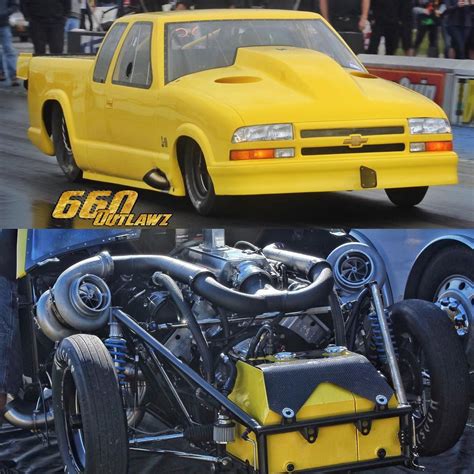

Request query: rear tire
[
  {"left": 183, "top": 141, "right": 221, "bottom": 216},
  {"left": 385, "top": 186, "right": 428, "bottom": 208},
  {"left": 389, "top": 300, "right": 470, "bottom": 456},
  {"left": 51, "top": 105, "right": 83, "bottom": 182},
  {"left": 52, "top": 334, "right": 128, "bottom": 474}
]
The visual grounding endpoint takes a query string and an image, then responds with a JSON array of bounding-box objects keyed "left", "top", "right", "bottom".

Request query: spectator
[
  {"left": 0, "top": 230, "right": 22, "bottom": 431},
  {"left": 0, "top": 0, "right": 19, "bottom": 86},
  {"left": 399, "top": 0, "right": 414, "bottom": 55},
  {"left": 445, "top": 0, "right": 472, "bottom": 59},
  {"left": 413, "top": 0, "right": 441, "bottom": 57},
  {"left": 367, "top": 0, "right": 401, "bottom": 55},
  {"left": 65, "top": 0, "right": 82, "bottom": 33},
  {"left": 175, "top": 0, "right": 192, "bottom": 8},
  {"left": 21, "top": 0, "right": 71, "bottom": 55},
  {"left": 0, "top": 52, "right": 5, "bottom": 81},
  {"left": 319, "top": 0, "right": 370, "bottom": 33}
]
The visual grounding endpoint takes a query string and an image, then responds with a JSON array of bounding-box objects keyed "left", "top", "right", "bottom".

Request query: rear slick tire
[
  {"left": 51, "top": 105, "right": 83, "bottom": 182},
  {"left": 389, "top": 300, "right": 470, "bottom": 456},
  {"left": 52, "top": 334, "right": 128, "bottom": 474},
  {"left": 385, "top": 186, "right": 428, "bottom": 208}
]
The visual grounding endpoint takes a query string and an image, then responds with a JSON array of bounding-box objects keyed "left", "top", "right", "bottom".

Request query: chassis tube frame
[{"left": 114, "top": 308, "right": 413, "bottom": 474}]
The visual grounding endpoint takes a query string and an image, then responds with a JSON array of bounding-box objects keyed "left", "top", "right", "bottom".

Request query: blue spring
[
  {"left": 104, "top": 337, "right": 128, "bottom": 386},
  {"left": 368, "top": 311, "right": 398, "bottom": 364}
]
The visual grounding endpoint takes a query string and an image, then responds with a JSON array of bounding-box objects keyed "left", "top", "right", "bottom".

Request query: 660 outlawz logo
[{"left": 52, "top": 190, "right": 172, "bottom": 227}]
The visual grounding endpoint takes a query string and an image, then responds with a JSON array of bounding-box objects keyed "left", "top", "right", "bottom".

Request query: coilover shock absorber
[
  {"left": 368, "top": 309, "right": 398, "bottom": 365},
  {"left": 104, "top": 320, "right": 128, "bottom": 387}
]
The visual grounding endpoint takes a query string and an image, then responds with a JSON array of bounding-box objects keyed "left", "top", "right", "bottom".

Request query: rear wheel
[
  {"left": 385, "top": 186, "right": 428, "bottom": 208},
  {"left": 51, "top": 105, "right": 83, "bottom": 182},
  {"left": 389, "top": 300, "right": 470, "bottom": 456},
  {"left": 52, "top": 334, "right": 128, "bottom": 474},
  {"left": 183, "top": 141, "right": 220, "bottom": 216}
]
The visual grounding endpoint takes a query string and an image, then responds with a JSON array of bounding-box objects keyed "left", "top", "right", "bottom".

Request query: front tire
[
  {"left": 51, "top": 105, "right": 83, "bottom": 182},
  {"left": 52, "top": 334, "right": 128, "bottom": 474},
  {"left": 183, "top": 141, "right": 220, "bottom": 216},
  {"left": 385, "top": 186, "right": 428, "bottom": 208},
  {"left": 390, "top": 300, "right": 470, "bottom": 456}
]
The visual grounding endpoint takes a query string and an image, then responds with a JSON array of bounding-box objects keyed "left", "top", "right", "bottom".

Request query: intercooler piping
[
  {"left": 262, "top": 243, "right": 346, "bottom": 346},
  {"left": 40, "top": 252, "right": 334, "bottom": 340},
  {"left": 112, "top": 254, "right": 334, "bottom": 314}
]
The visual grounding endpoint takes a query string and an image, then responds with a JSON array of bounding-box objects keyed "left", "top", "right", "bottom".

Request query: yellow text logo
[{"left": 52, "top": 190, "right": 172, "bottom": 227}]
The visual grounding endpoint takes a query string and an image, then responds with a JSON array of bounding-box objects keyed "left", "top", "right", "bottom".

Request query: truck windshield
[{"left": 165, "top": 19, "right": 364, "bottom": 83}]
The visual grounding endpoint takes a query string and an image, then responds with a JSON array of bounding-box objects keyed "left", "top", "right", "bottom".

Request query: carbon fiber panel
[{"left": 260, "top": 353, "right": 394, "bottom": 415}]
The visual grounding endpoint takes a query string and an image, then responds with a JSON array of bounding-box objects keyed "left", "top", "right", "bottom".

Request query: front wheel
[
  {"left": 389, "top": 300, "right": 470, "bottom": 456},
  {"left": 52, "top": 334, "right": 128, "bottom": 474},
  {"left": 385, "top": 186, "right": 428, "bottom": 208},
  {"left": 183, "top": 142, "right": 221, "bottom": 216},
  {"left": 51, "top": 105, "right": 83, "bottom": 182}
]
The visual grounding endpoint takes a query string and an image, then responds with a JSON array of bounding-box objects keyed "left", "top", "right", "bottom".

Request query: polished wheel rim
[
  {"left": 435, "top": 275, "right": 473, "bottom": 337},
  {"left": 60, "top": 117, "right": 75, "bottom": 174}
]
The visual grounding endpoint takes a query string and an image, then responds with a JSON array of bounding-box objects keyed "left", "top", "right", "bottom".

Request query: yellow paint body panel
[
  {"left": 16, "top": 229, "right": 28, "bottom": 279},
  {"left": 227, "top": 360, "right": 401, "bottom": 473},
  {"left": 21, "top": 9, "right": 457, "bottom": 197}
]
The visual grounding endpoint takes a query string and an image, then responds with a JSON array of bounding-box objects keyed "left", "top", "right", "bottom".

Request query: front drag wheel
[
  {"left": 52, "top": 334, "right": 128, "bottom": 474},
  {"left": 51, "top": 105, "right": 83, "bottom": 182},
  {"left": 385, "top": 186, "right": 428, "bottom": 208},
  {"left": 390, "top": 300, "right": 470, "bottom": 456}
]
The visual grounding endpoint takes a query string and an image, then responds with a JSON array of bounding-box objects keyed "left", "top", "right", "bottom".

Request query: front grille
[
  {"left": 301, "top": 143, "right": 405, "bottom": 156},
  {"left": 300, "top": 126, "right": 404, "bottom": 138}
]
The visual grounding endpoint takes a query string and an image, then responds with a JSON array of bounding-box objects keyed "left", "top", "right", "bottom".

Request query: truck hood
[{"left": 171, "top": 46, "right": 443, "bottom": 124}]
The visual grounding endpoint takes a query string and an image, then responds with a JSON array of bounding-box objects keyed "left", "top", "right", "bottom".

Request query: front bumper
[{"left": 209, "top": 152, "right": 458, "bottom": 196}]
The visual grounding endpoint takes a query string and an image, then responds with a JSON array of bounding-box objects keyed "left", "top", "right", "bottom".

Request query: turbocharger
[{"left": 36, "top": 252, "right": 113, "bottom": 341}]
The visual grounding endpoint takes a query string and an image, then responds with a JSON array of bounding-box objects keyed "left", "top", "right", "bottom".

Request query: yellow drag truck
[
  {"left": 4, "top": 229, "right": 469, "bottom": 473},
  {"left": 17, "top": 10, "right": 457, "bottom": 215}
]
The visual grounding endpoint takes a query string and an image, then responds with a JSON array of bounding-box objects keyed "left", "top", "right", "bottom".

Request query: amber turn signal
[
  {"left": 230, "top": 149, "right": 275, "bottom": 160},
  {"left": 425, "top": 141, "right": 453, "bottom": 152}
]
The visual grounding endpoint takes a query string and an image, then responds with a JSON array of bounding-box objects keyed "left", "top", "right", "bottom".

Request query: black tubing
[
  {"left": 111, "top": 254, "right": 333, "bottom": 315},
  {"left": 152, "top": 272, "right": 214, "bottom": 384},
  {"left": 248, "top": 324, "right": 273, "bottom": 359},
  {"left": 219, "top": 353, "right": 237, "bottom": 396},
  {"left": 328, "top": 290, "right": 346, "bottom": 347}
]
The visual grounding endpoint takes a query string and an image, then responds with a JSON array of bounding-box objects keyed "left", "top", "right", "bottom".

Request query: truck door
[
  {"left": 101, "top": 21, "right": 160, "bottom": 181},
  {"left": 86, "top": 23, "right": 127, "bottom": 171}
]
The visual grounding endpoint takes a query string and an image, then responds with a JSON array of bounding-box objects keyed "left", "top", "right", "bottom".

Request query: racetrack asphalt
[{"left": 0, "top": 87, "right": 473, "bottom": 229}]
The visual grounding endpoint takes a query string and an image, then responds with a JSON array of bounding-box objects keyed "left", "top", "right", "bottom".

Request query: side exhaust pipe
[{"left": 3, "top": 399, "right": 54, "bottom": 430}]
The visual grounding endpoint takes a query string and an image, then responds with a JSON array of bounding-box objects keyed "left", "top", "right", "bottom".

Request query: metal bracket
[
  {"left": 299, "top": 426, "right": 319, "bottom": 444},
  {"left": 355, "top": 419, "right": 372, "bottom": 436}
]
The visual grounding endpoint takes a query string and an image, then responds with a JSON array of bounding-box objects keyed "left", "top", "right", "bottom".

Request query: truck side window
[
  {"left": 112, "top": 22, "right": 153, "bottom": 88},
  {"left": 93, "top": 23, "right": 127, "bottom": 84}
]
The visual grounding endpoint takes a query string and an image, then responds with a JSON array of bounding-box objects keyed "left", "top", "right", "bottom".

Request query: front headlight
[
  {"left": 408, "top": 118, "right": 451, "bottom": 135},
  {"left": 232, "top": 124, "right": 293, "bottom": 144}
]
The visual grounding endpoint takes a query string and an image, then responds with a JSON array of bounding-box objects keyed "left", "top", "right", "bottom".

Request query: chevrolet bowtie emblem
[{"left": 343, "top": 134, "right": 368, "bottom": 148}]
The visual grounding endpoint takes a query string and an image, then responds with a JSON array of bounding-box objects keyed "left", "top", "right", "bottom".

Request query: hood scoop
[
  {"left": 232, "top": 46, "right": 362, "bottom": 99},
  {"left": 215, "top": 76, "right": 262, "bottom": 84}
]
